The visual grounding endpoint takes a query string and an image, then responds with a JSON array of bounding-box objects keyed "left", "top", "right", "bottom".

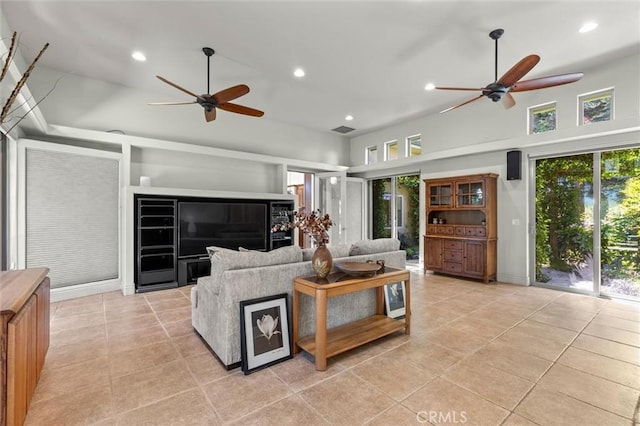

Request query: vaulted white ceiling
[{"left": 2, "top": 1, "right": 639, "bottom": 138}]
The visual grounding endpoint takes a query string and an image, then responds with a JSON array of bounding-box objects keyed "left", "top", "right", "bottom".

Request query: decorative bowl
[{"left": 335, "top": 261, "right": 382, "bottom": 277}]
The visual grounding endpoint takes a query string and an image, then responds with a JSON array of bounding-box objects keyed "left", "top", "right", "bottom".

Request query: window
[
  {"left": 579, "top": 88, "right": 614, "bottom": 125},
  {"left": 407, "top": 135, "right": 422, "bottom": 157},
  {"left": 366, "top": 146, "right": 378, "bottom": 164},
  {"left": 384, "top": 140, "right": 398, "bottom": 161},
  {"left": 528, "top": 102, "right": 556, "bottom": 134}
]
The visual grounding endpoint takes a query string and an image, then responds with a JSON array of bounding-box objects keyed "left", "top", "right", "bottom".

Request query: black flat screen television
[{"left": 178, "top": 201, "right": 267, "bottom": 258}]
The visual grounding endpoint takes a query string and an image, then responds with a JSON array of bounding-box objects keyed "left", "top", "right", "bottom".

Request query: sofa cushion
[
  {"left": 300, "top": 244, "right": 350, "bottom": 261},
  {"left": 302, "top": 248, "right": 314, "bottom": 261},
  {"left": 211, "top": 244, "right": 302, "bottom": 273},
  {"left": 349, "top": 238, "right": 401, "bottom": 256}
]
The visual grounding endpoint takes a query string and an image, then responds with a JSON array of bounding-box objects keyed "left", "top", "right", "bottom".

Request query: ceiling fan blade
[
  {"left": 497, "top": 55, "right": 540, "bottom": 88},
  {"left": 440, "top": 94, "right": 485, "bottom": 113},
  {"left": 511, "top": 72, "right": 584, "bottom": 92},
  {"left": 204, "top": 108, "right": 216, "bottom": 122},
  {"left": 156, "top": 75, "right": 202, "bottom": 99},
  {"left": 147, "top": 101, "right": 197, "bottom": 106},
  {"left": 218, "top": 102, "right": 264, "bottom": 117},
  {"left": 501, "top": 93, "right": 516, "bottom": 109},
  {"left": 213, "top": 84, "right": 250, "bottom": 104},
  {"left": 435, "top": 86, "right": 485, "bottom": 91}
]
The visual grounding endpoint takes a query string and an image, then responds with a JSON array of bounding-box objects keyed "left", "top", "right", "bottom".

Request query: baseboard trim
[
  {"left": 51, "top": 278, "right": 122, "bottom": 302},
  {"left": 496, "top": 273, "right": 529, "bottom": 286}
]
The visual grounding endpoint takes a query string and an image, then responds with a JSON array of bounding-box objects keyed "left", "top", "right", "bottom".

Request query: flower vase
[{"left": 311, "top": 244, "right": 333, "bottom": 279}]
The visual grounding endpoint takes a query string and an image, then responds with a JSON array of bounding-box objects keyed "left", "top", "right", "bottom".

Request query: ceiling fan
[
  {"left": 149, "top": 47, "right": 264, "bottom": 122},
  {"left": 436, "top": 29, "right": 584, "bottom": 113}
]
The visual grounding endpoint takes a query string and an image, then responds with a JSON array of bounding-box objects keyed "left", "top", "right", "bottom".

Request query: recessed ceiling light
[
  {"left": 424, "top": 83, "right": 435, "bottom": 91},
  {"left": 579, "top": 21, "right": 598, "bottom": 33},
  {"left": 293, "top": 68, "right": 305, "bottom": 78},
  {"left": 345, "top": 115, "right": 354, "bottom": 121},
  {"left": 131, "top": 51, "right": 146, "bottom": 62}
]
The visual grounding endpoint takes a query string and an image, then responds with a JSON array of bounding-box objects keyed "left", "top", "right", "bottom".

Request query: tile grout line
[{"left": 505, "top": 297, "right": 639, "bottom": 424}]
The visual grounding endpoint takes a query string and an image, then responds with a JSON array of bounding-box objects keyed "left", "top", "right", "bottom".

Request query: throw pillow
[
  {"left": 206, "top": 246, "right": 238, "bottom": 257},
  {"left": 349, "top": 238, "right": 401, "bottom": 256},
  {"left": 327, "top": 243, "right": 350, "bottom": 258}
]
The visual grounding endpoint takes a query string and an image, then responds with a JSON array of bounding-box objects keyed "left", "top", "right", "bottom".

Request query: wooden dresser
[{"left": 0, "top": 268, "right": 50, "bottom": 426}]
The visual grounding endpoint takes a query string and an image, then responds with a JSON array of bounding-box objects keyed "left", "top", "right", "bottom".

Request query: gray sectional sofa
[{"left": 191, "top": 238, "right": 406, "bottom": 368}]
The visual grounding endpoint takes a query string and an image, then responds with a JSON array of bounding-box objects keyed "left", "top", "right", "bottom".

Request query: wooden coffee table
[{"left": 292, "top": 266, "right": 410, "bottom": 371}]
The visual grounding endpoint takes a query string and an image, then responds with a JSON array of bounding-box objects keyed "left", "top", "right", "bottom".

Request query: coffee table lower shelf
[{"left": 296, "top": 314, "right": 406, "bottom": 359}]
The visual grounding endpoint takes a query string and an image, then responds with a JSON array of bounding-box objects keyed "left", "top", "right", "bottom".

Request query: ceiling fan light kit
[
  {"left": 436, "top": 29, "right": 583, "bottom": 113},
  {"left": 149, "top": 47, "right": 264, "bottom": 122}
]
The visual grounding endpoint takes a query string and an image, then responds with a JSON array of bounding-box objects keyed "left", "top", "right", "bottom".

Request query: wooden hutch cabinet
[{"left": 423, "top": 173, "right": 497, "bottom": 283}]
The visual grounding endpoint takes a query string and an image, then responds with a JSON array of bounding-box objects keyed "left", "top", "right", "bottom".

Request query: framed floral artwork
[
  {"left": 384, "top": 281, "right": 406, "bottom": 319},
  {"left": 240, "top": 293, "right": 292, "bottom": 374}
]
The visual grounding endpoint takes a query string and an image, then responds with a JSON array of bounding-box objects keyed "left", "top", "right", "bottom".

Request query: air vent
[{"left": 331, "top": 126, "right": 355, "bottom": 134}]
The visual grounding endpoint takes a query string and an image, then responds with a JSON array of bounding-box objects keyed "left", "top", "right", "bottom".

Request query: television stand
[{"left": 178, "top": 258, "right": 210, "bottom": 286}]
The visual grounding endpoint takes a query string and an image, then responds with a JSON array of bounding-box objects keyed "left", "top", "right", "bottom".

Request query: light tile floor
[{"left": 24, "top": 272, "right": 640, "bottom": 425}]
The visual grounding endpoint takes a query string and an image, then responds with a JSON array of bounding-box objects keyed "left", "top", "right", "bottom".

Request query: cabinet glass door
[
  {"left": 456, "top": 181, "right": 485, "bottom": 207},
  {"left": 428, "top": 184, "right": 452, "bottom": 207}
]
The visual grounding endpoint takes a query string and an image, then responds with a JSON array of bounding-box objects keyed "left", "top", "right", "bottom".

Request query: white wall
[{"left": 130, "top": 147, "right": 279, "bottom": 193}]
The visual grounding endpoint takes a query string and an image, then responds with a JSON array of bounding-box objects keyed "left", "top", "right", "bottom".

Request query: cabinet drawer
[
  {"left": 443, "top": 226, "right": 454, "bottom": 235},
  {"left": 444, "top": 262, "right": 463, "bottom": 273},
  {"left": 427, "top": 225, "right": 437, "bottom": 234},
  {"left": 443, "top": 240, "right": 463, "bottom": 250},
  {"left": 454, "top": 226, "right": 465, "bottom": 236},
  {"left": 443, "top": 250, "right": 462, "bottom": 262},
  {"left": 465, "top": 226, "right": 486, "bottom": 237}
]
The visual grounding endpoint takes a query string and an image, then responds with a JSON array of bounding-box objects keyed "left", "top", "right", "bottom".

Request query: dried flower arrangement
[{"left": 272, "top": 208, "right": 333, "bottom": 245}]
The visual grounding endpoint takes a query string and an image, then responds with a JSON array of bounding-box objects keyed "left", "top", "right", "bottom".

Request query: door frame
[{"left": 314, "top": 171, "right": 347, "bottom": 245}]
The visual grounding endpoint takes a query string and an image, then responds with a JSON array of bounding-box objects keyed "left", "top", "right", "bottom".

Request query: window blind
[{"left": 26, "top": 148, "right": 119, "bottom": 288}]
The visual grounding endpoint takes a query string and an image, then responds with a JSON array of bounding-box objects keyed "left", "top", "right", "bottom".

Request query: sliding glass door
[
  {"left": 600, "top": 148, "right": 640, "bottom": 299},
  {"left": 534, "top": 154, "right": 595, "bottom": 293},
  {"left": 533, "top": 147, "right": 640, "bottom": 300}
]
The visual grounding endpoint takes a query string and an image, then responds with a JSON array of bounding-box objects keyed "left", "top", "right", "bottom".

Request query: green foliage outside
[
  {"left": 535, "top": 154, "right": 593, "bottom": 281},
  {"left": 371, "top": 175, "right": 420, "bottom": 259},
  {"left": 600, "top": 149, "right": 640, "bottom": 294},
  {"left": 372, "top": 179, "right": 390, "bottom": 239},
  {"left": 536, "top": 148, "right": 640, "bottom": 296},
  {"left": 397, "top": 175, "right": 420, "bottom": 259},
  {"left": 583, "top": 95, "right": 612, "bottom": 124},
  {"left": 532, "top": 108, "right": 556, "bottom": 134}
]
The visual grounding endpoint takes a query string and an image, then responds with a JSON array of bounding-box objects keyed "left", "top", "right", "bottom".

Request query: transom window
[
  {"left": 385, "top": 140, "right": 398, "bottom": 161},
  {"left": 407, "top": 135, "right": 422, "bottom": 157},
  {"left": 366, "top": 146, "right": 378, "bottom": 165},
  {"left": 528, "top": 102, "right": 557, "bottom": 134},
  {"left": 579, "top": 88, "right": 614, "bottom": 125}
]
